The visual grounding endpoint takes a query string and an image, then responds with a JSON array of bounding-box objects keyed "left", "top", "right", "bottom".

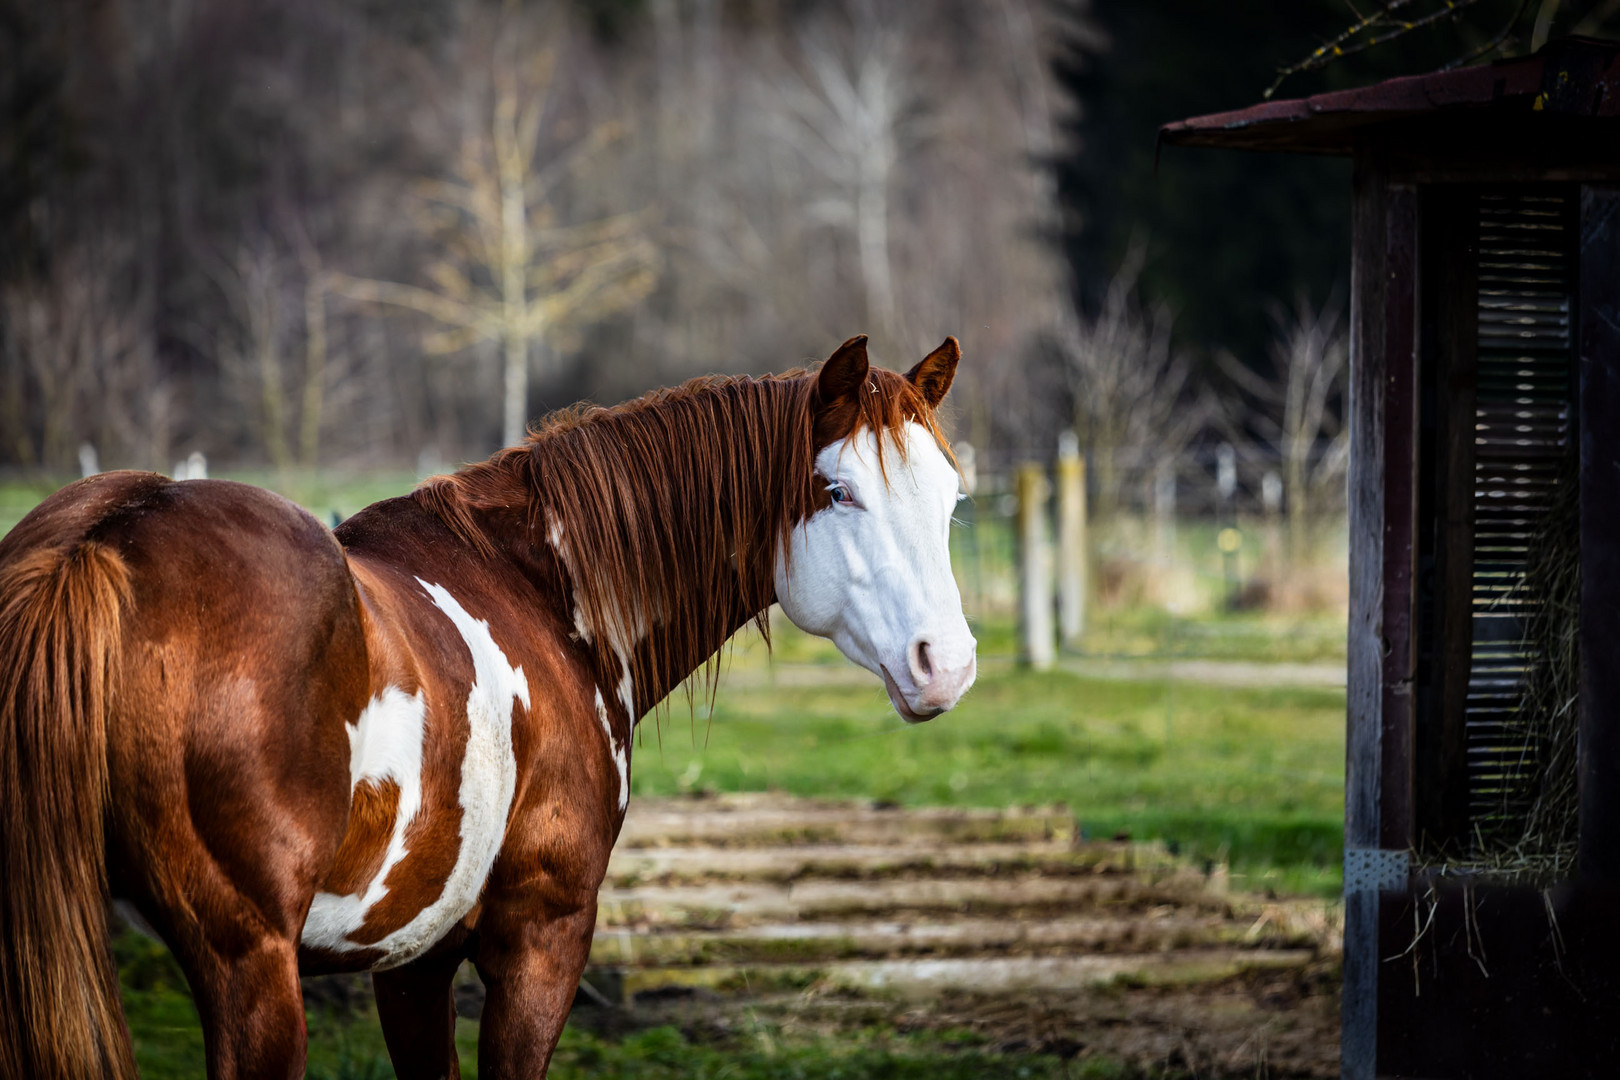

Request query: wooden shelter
[{"left": 1162, "top": 37, "right": 1620, "bottom": 1080}]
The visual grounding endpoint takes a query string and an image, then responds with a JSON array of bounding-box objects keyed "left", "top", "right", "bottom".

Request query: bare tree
[
  {"left": 0, "top": 244, "right": 157, "bottom": 470},
  {"left": 202, "top": 243, "right": 298, "bottom": 472},
  {"left": 1218, "top": 294, "right": 1350, "bottom": 563},
  {"left": 330, "top": 18, "right": 657, "bottom": 448},
  {"left": 758, "top": 13, "right": 915, "bottom": 345},
  {"left": 1056, "top": 244, "right": 1209, "bottom": 520}
]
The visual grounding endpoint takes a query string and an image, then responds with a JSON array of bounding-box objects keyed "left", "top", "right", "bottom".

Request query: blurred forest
[{"left": 2, "top": 0, "right": 1616, "bottom": 475}]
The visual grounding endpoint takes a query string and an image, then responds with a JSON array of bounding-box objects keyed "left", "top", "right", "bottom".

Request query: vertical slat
[
  {"left": 1343, "top": 144, "right": 1390, "bottom": 1080},
  {"left": 1381, "top": 186, "right": 1421, "bottom": 853},
  {"left": 1579, "top": 186, "right": 1620, "bottom": 883},
  {"left": 1467, "top": 189, "right": 1576, "bottom": 837},
  {"left": 1428, "top": 189, "right": 1480, "bottom": 850}
]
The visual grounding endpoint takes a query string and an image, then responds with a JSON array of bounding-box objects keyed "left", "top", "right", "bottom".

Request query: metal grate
[{"left": 1465, "top": 191, "right": 1577, "bottom": 832}]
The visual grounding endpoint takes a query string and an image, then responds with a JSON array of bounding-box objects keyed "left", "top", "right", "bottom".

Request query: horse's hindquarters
[{"left": 65, "top": 477, "right": 372, "bottom": 1072}]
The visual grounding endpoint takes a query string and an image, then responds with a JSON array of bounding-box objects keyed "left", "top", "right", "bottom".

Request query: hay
[{"left": 1423, "top": 462, "right": 1580, "bottom": 887}]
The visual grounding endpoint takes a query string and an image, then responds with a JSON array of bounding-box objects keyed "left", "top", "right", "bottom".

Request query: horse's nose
[{"left": 907, "top": 633, "right": 977, "bottom": 711}]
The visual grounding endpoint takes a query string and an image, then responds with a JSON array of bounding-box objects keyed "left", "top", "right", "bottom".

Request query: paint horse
[{"left": 0, "top": 335, "right": 976, "bottom": 1080}]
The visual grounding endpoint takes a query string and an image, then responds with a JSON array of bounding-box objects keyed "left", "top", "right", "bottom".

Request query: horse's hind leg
[
  {"left": 108, "top": 659, "right": 355, "bottom": 1079},
  {"left": 169, "top": 928, "right": 309, "bottom": 1080},
  {"left": 373, "top": 948, "right": 466, "bottom": 1080}
]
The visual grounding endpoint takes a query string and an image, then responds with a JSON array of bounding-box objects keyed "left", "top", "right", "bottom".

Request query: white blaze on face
[
  {"left": 301, "top": 580, "right": 529, "bottom": 969},
  {"left": 774, "top": 421, "right": 977, "bottom": 722}
]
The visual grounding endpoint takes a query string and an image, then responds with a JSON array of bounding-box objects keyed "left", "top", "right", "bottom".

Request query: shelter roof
[{"left": 1160, "top": 37, "right": 1620, "bottom": 155}]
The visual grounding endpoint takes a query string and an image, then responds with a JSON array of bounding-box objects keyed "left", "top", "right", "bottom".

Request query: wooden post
[
  {"left": 1055, "top": 431, "right": 1086, "bottom": 648},
  {"left": 1216, "top": 443, "right": 1238, "bottom": 602},
  {"left": 1422, "top": 186, "right": 1478, "bottom": 853},
  {"left": 1017, "top": 462, "right": 1054, "bottom": 670},
  {"left": 1152, "top": 459, "right": 1176, "bottom": 562},
  {"left": 1579, "top": 185, "right": 1620, "bottom": 883},
  {"left": 1261, "top": 470, "right": 1282, "bottom": 567},
  {"left": 1342, "top": 143, "right": 1419, "bottom": 1080}
]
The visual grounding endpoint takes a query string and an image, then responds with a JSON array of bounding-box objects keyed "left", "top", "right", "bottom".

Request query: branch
[
  {"left": 325, "top": 272, "right": 497, "bottom": 335},
  {"left": 1266, "top": 0, "right": 1486, "bottom": 99}
]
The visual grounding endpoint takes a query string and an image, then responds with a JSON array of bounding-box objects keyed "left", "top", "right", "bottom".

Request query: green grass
[
  {"left": 542, "top": 1025, "right": 1098, "bottom": 1080},
  {"left": 116, "top": 930, "right": 1103, "bottom": 1079}
]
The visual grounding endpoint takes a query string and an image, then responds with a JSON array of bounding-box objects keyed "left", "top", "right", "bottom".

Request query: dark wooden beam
[
  {"left": 1343, "top": 141, "right": 1406, "bottom": 1080},
  {"left": 1344, "top": 139, "right": 1422, "bottom": 1080},
  {"left": 1347, "top": 147, "right": 1388, "bottom": 859},
  {"left": 1424, "top": 189, "right": 1479, "bottom": 853},
  {"left": 1579, "top": 186, "right": 1620, "bottom": 883},
  {"left": 1380, "top": 184, "right": 1421, "bottom": 855}
]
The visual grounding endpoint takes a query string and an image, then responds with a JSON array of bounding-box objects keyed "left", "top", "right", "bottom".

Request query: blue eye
[{"left": 828, "top": 483, "right": 853, "bottom": 505}]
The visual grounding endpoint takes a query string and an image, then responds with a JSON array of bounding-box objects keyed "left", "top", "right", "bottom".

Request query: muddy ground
[{"left": 444, "top": 794, "right": 1342, "bottom": 1077}]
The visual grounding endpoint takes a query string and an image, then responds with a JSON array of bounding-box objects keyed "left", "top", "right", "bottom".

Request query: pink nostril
[{"left": 910, "top": 638, "right": 934, "bottom": 684}]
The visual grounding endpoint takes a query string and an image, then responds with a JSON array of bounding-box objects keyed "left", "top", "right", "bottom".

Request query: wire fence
[{"left": 951, "top": 441, "right": 1350, "bottom": 635}]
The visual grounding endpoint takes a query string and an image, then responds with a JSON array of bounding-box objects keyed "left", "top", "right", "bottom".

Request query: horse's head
[{"left": 776, "top": 335, "right": 977, "bottom": 722}]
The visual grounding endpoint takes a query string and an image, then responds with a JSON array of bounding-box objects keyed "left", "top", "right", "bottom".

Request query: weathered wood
[
  {"left": 1579, "top": 186, "right": 1620, "bottom": 884},
  {"left": 1342, "top": 142, "right": 1389, "bottom": 1080},
  {"left": 1016, "top": 463, "right": 1054, "bottom": 670},
  {"left": 1379, "top": 183, "right": 1420, "bottom": 855},
  {"left": 1422, "top": 188, "right": 1479, "bottom": 853},
  {"left": 1347, "top": 151, "right": 1388, "bottom": 855}
]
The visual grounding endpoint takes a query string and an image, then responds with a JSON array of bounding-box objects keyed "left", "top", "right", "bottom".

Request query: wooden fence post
[
  {"left": 1152, "top": 458, "right": 1176, "bottom": 562},
  {"left": 1017, "top": 462, "right": 1055, "bottom": 670},
  {"left": 1055, "top": 432, "right": 1086, "bottom": 649}
]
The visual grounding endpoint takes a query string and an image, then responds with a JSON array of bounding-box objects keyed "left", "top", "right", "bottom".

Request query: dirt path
[{"left": 544, "top": 794, "right": 1344, "bottom": 1077}]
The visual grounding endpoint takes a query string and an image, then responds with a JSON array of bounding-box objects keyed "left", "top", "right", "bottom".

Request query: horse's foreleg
[
  {"left": 472, "top": 890, "right": 597, "bottom": 1078},
  {"left": 373, "top": 949, "right": 466, "bottom": 1080}
]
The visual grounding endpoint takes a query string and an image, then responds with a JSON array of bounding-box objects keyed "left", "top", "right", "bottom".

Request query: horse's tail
[{"left": 0, "top": 539, "right": 138, "bottom": 1080}]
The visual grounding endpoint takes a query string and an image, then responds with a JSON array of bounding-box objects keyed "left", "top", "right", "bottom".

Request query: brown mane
[{"left": 411, "top": 363, "right": 947, "bottom": 708}]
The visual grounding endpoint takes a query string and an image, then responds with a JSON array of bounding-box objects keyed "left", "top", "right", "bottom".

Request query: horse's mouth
[{"left": 881, "top": 665, "right": 945, "bottom": 724}]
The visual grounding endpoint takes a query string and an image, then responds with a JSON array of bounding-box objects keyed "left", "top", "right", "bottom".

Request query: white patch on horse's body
[
  {"left": 595, "top": 688, "right": 630, "bottom": 811},
  {"left": 302, "top": 686, "right": 428, "bottom": 954},
  {"left": 616, "top": 665, "right": 636, "bottom": 729},
  {"left": 300, "top": 581, "right": 529, "bottom": 969},
  {"left": 548, "top": 510, "right": 639, "bottom": 803}
]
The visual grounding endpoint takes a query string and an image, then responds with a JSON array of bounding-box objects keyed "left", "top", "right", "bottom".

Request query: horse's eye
[{"left": 828, "top": 483, "right": 853, "bottom": 505}]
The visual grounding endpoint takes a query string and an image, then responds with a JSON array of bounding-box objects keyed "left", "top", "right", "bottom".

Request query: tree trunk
[
  {"left": 503, "top": 327, "right": 528, "bottom": 449},
  {"left": 299, "top": 270, "right": 327, "bottom": 469}
]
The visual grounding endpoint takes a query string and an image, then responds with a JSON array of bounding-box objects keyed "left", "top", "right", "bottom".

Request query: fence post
[
  {"left": 1055, "top": 432, "right": 1086, "bottom": 649},
  {"left": 1216, "top": 443, "right": 1239, "bottom": 601},
  {"left": 1017, "top": 462, "right": 1055, "bottom": 670},
  {"left": 1152, "top": 458, "right": 1176, "bottom": 562},
  {"left": 1262, "top": 469, "right": 1284, "bottom": 568}
]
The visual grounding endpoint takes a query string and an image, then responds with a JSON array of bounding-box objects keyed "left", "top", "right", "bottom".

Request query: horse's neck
[{"left": 461, "top": 393, "right": 800, "bottom": 721}]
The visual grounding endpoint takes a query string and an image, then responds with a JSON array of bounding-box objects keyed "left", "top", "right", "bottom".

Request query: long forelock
[{"left": 815, "top": 366, "right": 954, "bottom": 482}]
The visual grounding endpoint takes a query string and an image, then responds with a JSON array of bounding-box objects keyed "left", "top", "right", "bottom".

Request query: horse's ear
[
  {"left": 817, "top": 335, "right": 870, "bottom": 405},
  {"left": 905, "top": 337, "right": 960, "bottom": 408}
]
